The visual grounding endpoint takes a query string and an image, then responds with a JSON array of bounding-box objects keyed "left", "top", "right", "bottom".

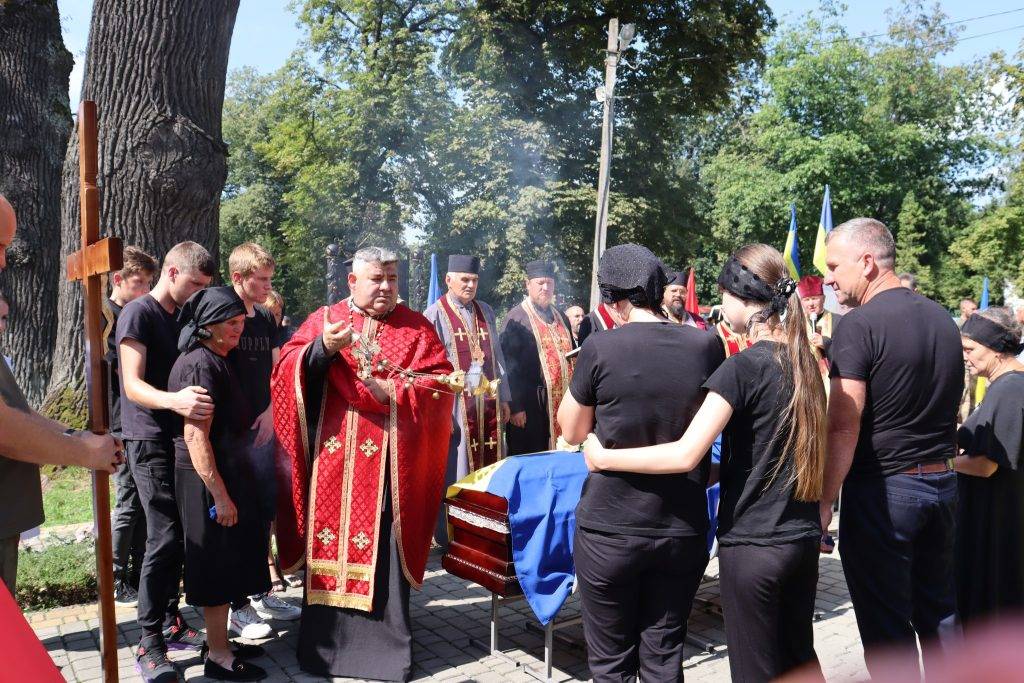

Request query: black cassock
[
  {"left": 955, "top": 370, "right": 1024, "bottom": 626},
  {"left": 499, "top": 302, "right": 576, "bottom": 455}
]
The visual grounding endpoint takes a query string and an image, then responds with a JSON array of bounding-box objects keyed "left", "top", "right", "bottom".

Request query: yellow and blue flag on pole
[
  {"left": 783, "top": 203, "right": 801, "bottom": 279},
  {"left": 813, "top": 185, "right": 833, "bottom": 275},
  {"left": 976, "top": 277, "right": 992, "bottom": 404}
]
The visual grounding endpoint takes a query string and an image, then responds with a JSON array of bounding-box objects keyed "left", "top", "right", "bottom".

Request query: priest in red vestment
[{"left": 272, "top": 246, "right": 455, "bottom": 681}]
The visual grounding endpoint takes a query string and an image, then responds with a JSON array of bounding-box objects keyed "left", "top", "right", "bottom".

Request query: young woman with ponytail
[{"left": 583, "top": 243, "right": 827, "bottom": 683}]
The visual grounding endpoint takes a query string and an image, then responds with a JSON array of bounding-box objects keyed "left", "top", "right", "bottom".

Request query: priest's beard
[{"left": 667, "top": 302, "right": 685, "bottom": 318}]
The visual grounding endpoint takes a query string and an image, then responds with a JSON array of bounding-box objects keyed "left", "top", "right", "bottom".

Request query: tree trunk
[
  {"left": 44, "top": 0, "right": 240, "bottom": 421},
  {"left": 0, "top": 0, "right": 73, "bottom": 408}
]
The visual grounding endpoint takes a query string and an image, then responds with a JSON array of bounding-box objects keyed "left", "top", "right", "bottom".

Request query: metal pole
[{"left": 588, "top": 18, "right": 620, "bottom": 310}]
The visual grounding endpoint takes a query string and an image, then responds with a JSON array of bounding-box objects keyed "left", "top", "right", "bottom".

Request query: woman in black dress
[
  {"left": 955, "top": 307, "right": 1024, "bottom": 626},
  {"left": 169, "top": 287, "right": 270, "bottom": 681},
  {"left": 557, "top": 244, "right": 725, "bottom": 682},
  {"left": 584, "top": 244, "right": 827, "bottom": 683}
]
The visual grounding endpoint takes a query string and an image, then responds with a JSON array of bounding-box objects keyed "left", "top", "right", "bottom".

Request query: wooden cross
[
  {"left": 67, "top": 100, "right": 122, "bottom": 683},
  {"left": 453, "top": 328, "right": 468, "bottom": 342}
]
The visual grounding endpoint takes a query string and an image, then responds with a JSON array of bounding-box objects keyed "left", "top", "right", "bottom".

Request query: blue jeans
[{"left": 839, "top": 471, "right": 961, "bottom": 677}]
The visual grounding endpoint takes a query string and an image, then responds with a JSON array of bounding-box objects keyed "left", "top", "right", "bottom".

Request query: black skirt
[{"left": 175, "top": 466, "right": 270, "bottom": 607}]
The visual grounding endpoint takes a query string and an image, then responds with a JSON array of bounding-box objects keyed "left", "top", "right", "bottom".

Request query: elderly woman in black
[
  {"left": 955, "top": 307, "right": 1024, "bottom": 626},
  {"left": 557, "top": 244, "right": 725, "bottom": 682},
  {"left": 170, "top": 287, "right": 269, "bottom": 681}
]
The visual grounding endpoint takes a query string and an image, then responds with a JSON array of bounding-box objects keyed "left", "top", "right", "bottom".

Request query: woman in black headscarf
[
  {"left": 557, "top": 244, "right": 725, "bottom": 682},
  {"left": 955, "top": 307, "right": 1024, "bottom": 627},
  {"left": 169, "top": 286, "right": 269, "bottom": 681}
]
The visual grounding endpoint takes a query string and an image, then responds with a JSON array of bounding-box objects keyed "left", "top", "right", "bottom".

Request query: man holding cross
[
  {"left": 424, "top": 254, "right": 511, "bottom": 546},
  {"left": 0, "top": 194, "right": 123, "bottom": 598}
]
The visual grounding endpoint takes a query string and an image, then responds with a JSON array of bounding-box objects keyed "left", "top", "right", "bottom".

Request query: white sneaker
[
  {"left": 252, "top": 593, "right": 302, "bottom": 621},
  {"left": 229, "top": 604, "right": 273, "bottom": 639}
]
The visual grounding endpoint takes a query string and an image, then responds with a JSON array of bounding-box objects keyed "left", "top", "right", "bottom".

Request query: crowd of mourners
[{"left": 1, "top": 190, "right": 1023, "bottom": 683}]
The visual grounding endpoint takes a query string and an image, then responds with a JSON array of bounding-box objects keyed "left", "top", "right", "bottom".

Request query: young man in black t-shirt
[
  {"left": 224, "top": 243, "right": 301, "bottom": 638},
  {"left": 558, "top": 245, "right": 723, "bottom": 682},
  {"left": 118, "top": 241, "right": 216, "bottom": 680},
  {"left": 821, "top": 219, "right": 963, "bottom": 676},
  {"left": 107, "top": 246, "right": 158, "bottom": 607}
]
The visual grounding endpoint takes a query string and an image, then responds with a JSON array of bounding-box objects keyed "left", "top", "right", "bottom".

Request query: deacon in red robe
[
  {"left": 424, "top": 254, "right": 511, "bottom": 546},
  {"left": 500, "top": 260, "right": 576, "bottom": 454},
  {"left": 272, "top": 247, "right": 455, "bottom": 681}
]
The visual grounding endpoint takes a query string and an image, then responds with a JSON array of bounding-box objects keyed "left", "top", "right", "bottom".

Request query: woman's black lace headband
[{"left": 717, "top": 256, "right": 797, "bottom": 317}]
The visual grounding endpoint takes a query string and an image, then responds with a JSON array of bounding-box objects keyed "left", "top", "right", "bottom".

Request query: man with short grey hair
[
  {"left": 821, "top": 217, "right": 963, "bottom": 676},
  {"left": 273, "top": 246, "right": 455, "bottom": 680}
]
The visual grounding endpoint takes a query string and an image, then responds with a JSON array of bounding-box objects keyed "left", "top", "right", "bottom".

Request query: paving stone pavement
[{"left": 30, "top": 544, "right": 866, "bottom": 682}]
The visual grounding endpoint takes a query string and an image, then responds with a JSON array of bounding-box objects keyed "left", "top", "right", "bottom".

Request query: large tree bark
[
  {"left": 0, "top": 0, "right": 73, "bottom": 407},
  {"left": 44, "top": 0, "right": 240, "bottom": 420}
]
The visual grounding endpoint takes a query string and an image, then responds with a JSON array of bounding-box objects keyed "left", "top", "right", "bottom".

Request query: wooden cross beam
[{"left": 67, "top": 100, "right": 122, "bottom": 683}]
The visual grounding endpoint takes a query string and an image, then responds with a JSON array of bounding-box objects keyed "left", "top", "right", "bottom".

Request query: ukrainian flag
[
  {"left": 813, "top": 185, "right": 833, "bottom": 275},
  {"left": 783, "top": 203, "right": 801, "bottom": 279}
]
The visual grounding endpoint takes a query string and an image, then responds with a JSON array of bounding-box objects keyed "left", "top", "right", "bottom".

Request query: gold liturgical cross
[
  {"left": 323, "top": 436, "right": 342, "bottom": 454},
  {"left": 484, "top": 436, "right": 498, "bottom": 449},
  {"left": 470, "top": 439, "right": 479, "bottom": 451},
  {"left": 351, "top": 531, "right": 371, "bottom": 550},
  {"left": 317, "top": 527, "right": 337, "bottom": 546},
  {"left": 453, "top": 328, "right": 468, "bottom": 342},
  {"left": 479, "top": 327, "right": 488, "bottom": 341},
  {"left": 360, "top": 439, "right": 379, "bottom": 458}
]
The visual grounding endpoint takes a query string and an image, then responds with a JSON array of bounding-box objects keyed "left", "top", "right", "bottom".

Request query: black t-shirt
[
  {"left": 571, "top": 322, "right": 724, "bottom": 537},
  {"left": 106, "top": 300, "right": 124, "bottom": 436},
  {"left": 115, "top": 294, "right": 182, "bottom": 441},
  {"left": 705, "top": 341, "right": 821, "bottom": 546},
  {"left": 230, "top": 305, "right": 280, "bottom": 417},
  {"left": 958, "top": 371, "right": 1024, "bottom": 471},
  {"left": 168, "top": 346, "right": 253, "bottom": 471},
  {"left": 829, "top": 287, "right": 963, "bottom": 479}
]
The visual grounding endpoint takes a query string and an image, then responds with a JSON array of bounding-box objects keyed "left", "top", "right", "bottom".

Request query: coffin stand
[{"left": 442, "top": 488, "right": 581, "bottom": 681}]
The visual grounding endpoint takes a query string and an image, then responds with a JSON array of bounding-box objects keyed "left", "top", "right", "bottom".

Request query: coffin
[{"left": 442, "top": 488, "right": 522, "bottom": 597}]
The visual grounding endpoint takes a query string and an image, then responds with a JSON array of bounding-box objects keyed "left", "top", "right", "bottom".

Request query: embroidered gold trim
[{"left": 307, "top": 589, "right": 372, "bottom": 612}]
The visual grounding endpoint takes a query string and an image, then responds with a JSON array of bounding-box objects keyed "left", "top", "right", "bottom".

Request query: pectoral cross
[{"left": 66, "top": 100, "right": 122, "bottom": 683}]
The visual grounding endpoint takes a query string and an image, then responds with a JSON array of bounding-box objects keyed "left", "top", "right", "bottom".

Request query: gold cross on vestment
[
  {"left": 323, "top": 436, "right": 342, "bottom": 454},
  {"left": 479, "top": 327, "right": 488, "bottom": 341},
  {"left": 471, "top": 439, "right": 479, "bottom": 451},
  {"left": 351, "top": 531, "right": 371, "bottom": 551},
  {"left": 453, "top": 328, "right": 468, "bottom": 342},
  {"left": 360, "top": 439, "right": 379, "bottom": 458},
  {"left": 317, "top": 527, "right": 337, "bottom": 546},
  {"left": 484, "top": 436, "right": 498, "bottom": 449}
]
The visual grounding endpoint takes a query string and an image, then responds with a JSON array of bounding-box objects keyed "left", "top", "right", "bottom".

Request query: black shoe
[
  {"left": 204, "top": 658, "right": 267, "bottom": 681},
  {"left": 114, "top": 581, "right": 138, "bottom": 607},
  {"left": 135, "top": 642, "right": 181, "bottom": 683},
  {"left": 201, "top": 642, "right": 265, "bottom": 661},
  {"left": 163, "top": 614, "right": 205, "bottom": 651}
]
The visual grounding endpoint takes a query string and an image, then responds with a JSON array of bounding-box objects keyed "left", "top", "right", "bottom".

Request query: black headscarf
[
  {"left": 961, "top": 314, "right": 1024, "bottom": 355},
  {"left": 597, "top": 244, "right": 667, "bottom": 309},
  {"left": 717, "top": 256, "right": 797, "bottom": 318},
  {"left": 177, "top": 286, "right": 247, "bottom": 353}
]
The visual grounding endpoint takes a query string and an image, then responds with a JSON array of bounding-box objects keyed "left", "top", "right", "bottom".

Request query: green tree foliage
[
  {"left": 221, "top": 0, "right": 773, "bottom": 316},
  {"left": 704, "top": 2, "right": 1005, "bottom": 307}
]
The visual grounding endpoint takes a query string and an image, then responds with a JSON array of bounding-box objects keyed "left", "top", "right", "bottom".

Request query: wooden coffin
[{"left": 442, "top": 488, "right": 522, "bottom": 597}]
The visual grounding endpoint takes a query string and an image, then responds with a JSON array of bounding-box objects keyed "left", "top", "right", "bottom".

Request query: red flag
[
  {"left": 685, "top": 267, "right": 700, "bottom": 317},
  {"left": 0, "top": 583, "right": 63, "bottom": 681}
]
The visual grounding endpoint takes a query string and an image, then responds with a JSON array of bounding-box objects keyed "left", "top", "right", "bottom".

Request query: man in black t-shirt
[
  {"left": 118, "top": 241, "right": 217, "bottom": 680},
  {"left": 821, "top": 218, "right": 963, "bottom": 676},
  {"left": 225, "top": 242, "right": 301, "bottom": 637},
  {"left": 106, "top": 246, "right": 157, "bottom": 607}
]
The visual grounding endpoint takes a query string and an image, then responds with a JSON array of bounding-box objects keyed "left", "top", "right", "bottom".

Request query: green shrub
[{"left": 16, "top": 542, "right": 97, "bottom": 610}]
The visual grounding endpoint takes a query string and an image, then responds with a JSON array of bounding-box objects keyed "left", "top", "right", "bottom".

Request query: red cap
[{"left": 797, "top": 275, "right": 824, "bottom": 297}]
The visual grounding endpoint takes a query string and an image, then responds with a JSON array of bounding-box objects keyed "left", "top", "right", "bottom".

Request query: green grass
[
  {"left": 16, "top": 542, "right": 97, "bottom": 610},
  {"left": 40, "top": 466, "right": 113, "bottom": 528}
]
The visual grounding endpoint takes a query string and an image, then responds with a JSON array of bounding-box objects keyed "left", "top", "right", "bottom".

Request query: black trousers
[
  {"left": 574, "top": 526, "right": 707, "bottom": 683},
  {"left": 128, "top": 440, "right": 183, "bottom": 636},
  {"left": 111, "top": 450, "right": 146, "bottom": 587},
  {"left": 840, "top": 471, "right": 960, "bottom": 677},
  {"left": 718, "top": 540, "right": 821, "bottom": 683}
]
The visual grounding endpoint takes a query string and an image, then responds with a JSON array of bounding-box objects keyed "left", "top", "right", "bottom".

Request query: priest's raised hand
[{"left": 322, "top": 306, "right": 354, "bottom": 355}]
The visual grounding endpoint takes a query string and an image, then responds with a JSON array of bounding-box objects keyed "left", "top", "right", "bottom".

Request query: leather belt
[{"left": 899, "top": 459, "right": 955, "bottom": 476}]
